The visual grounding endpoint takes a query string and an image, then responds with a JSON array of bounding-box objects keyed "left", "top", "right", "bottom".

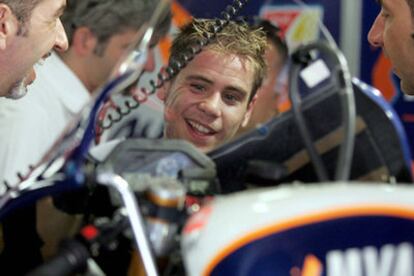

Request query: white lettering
[
  {"left": 363, "top": 245, "right": 394, "bottom": 276},
  {"left": 327, "top": 249, "right": 362, "bottom": 276},
  {"left": 326, "top": 243, "right": 414, "bottom": 276},
  {"left": 393, "top": 243, "right": 413, "bottom": 276}
]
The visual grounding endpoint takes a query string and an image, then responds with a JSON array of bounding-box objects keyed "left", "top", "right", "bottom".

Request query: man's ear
[
  {"left": 241, "top": 93, "right": 258, "bottom": 127},
  {"left": 0, "top": 4, "right": 18, "bottom": 50},
  {"left": 71, "top": 27, "right": 98, "bottom": 56}
]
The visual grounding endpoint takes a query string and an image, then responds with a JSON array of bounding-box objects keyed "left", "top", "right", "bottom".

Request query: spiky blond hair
[{"left": 169, "top": 18, "right": 267, "bottom": 101}]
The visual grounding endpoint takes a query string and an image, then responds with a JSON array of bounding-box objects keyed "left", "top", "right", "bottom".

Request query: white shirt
[{"left": 0, "top": 52, "right": 90, "bottom": 187}]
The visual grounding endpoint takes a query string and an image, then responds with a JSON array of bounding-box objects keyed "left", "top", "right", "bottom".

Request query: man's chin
[{"left": 6, "top": 80, "right": 28, "bottom": 100}]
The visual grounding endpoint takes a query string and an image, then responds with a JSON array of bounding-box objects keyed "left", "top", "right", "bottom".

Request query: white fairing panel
[{"left": 182, "top": 183, "right": 414, "bottom": 276}]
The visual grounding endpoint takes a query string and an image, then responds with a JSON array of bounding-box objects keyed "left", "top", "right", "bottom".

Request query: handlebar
[{"left": 27, "top": 240, "right": 90, "bottom": 276}]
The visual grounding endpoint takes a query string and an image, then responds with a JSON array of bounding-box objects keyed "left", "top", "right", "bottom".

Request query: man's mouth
[
  {"left": 25, "top": 52, "right": 52, "bottom": 86},
  {"left": 186, "top": 119, "right": 216, "bottom": 136}
]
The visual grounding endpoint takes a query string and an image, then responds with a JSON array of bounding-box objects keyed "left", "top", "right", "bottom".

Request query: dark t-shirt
[{"left": 0, "top": 204, "right": 43, "bottom": 275}]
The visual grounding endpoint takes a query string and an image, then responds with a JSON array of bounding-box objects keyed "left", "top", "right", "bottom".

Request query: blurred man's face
[
  {"left": 160, "top": 49, "right": 257, "bottom": 153},
  {"left": 0, "top": 0, "right": 68, "bottom": 99},
  {"left": 83, "top": 29, "right": 156, "bottom": 92},
  {"left": 241, "top": 41, "right": 285, "bottom": 131},
  {"left": 368, "top": 0, "right": 414, "bottom": 95}
]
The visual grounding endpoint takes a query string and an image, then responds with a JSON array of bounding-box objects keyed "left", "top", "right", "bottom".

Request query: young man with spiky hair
[
  {"left": 368, "top": 0, "right": 414, "bottom": 95},
  {"left": 0, "top": 0, "right": 68, "bottom": 99},
  {"left": 159, "top": 19, "right": 267, "bottom": 153}
]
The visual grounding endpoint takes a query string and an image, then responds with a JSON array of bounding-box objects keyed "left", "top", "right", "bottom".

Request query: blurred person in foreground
[
  {"left": 0, "top": 0, "right": 68, "bottom": 274},
  {"left": 0, "top": 0, "right": 171, "bottom": 274},
  {"left": 0, "top": 0, "right": 170, "bottom": 186},
  {"left": 368, "top": 0, "right": 414, "bottom": 95},
  {"left": 368, "top": 0, "right": 414, "bottom": 172},
  {"left": 0, "top": 0, "right": 68, "bottom": 99}
]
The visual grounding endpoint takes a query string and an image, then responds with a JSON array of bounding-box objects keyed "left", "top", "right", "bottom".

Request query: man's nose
[
  {"left": 54, "top": 19, "right": 69, "bottom": 52},
  {"left": 198, "top": 92, "right": 222, "bottom": 118},
  {"left": 368, "top": 14, "right": 384, "bottom": 48}
]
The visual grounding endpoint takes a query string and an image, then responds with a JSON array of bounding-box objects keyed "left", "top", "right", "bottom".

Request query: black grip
[{"left": 27, "top": 240, "right": 90, "bottom": 276}]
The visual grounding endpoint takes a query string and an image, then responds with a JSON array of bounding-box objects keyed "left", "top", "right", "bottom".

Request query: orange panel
[{"left": 372, "top": 53, "right": 396, "bottom": 102}]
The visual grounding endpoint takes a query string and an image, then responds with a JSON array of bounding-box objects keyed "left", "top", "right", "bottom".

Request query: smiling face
[
  {"left": 368, "top": 0, "right": 414, "bottom": 95},
  {"left": 0, "top": 0, "right": 68, "bottom": 99},
  {"left": 160, "top": 49, "right": 256, "bottom": 153}
]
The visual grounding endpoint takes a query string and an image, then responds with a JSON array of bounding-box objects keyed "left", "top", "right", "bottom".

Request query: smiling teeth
[{"left": 189, "top": 120, "right": 211, "bottom": 134}]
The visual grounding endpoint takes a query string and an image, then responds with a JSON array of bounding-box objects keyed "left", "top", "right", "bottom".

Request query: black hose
[
  {"left": 27, "top": 240, "right": 90, "bottom": 276},
  {"left": 289, "top": 41, "right": 356, "bottom": 181}
]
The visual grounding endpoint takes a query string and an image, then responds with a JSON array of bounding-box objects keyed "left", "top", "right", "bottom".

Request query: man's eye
[
  {"left": 223, "top": 93, "right": 240, "bottom": 104},
  {"left": 380, "top": 9, "right": 390, "bottom": 18},
  {"left": 190, "top": 84, "right": 205, "bottom": 93}
]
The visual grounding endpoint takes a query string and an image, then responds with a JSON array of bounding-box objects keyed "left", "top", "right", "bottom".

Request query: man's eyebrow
[
  {"left": 186, "top": 74, "right": 249, "bottom": 97},
  {"left": 186, "top": 75, "right": 213, "bottom": 84}
]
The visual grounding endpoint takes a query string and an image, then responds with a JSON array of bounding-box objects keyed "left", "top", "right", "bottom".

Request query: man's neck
[{"left": 58, "top": 51, "right": 96, "bottom": 94}]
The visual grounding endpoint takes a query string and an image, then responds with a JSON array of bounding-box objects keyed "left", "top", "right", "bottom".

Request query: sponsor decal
[
  {"left": 260, "top": 5, "right": 324, "bottom": 50},
  {"left": 204, "top": 206, "right": 414, "bottom": 276}
]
